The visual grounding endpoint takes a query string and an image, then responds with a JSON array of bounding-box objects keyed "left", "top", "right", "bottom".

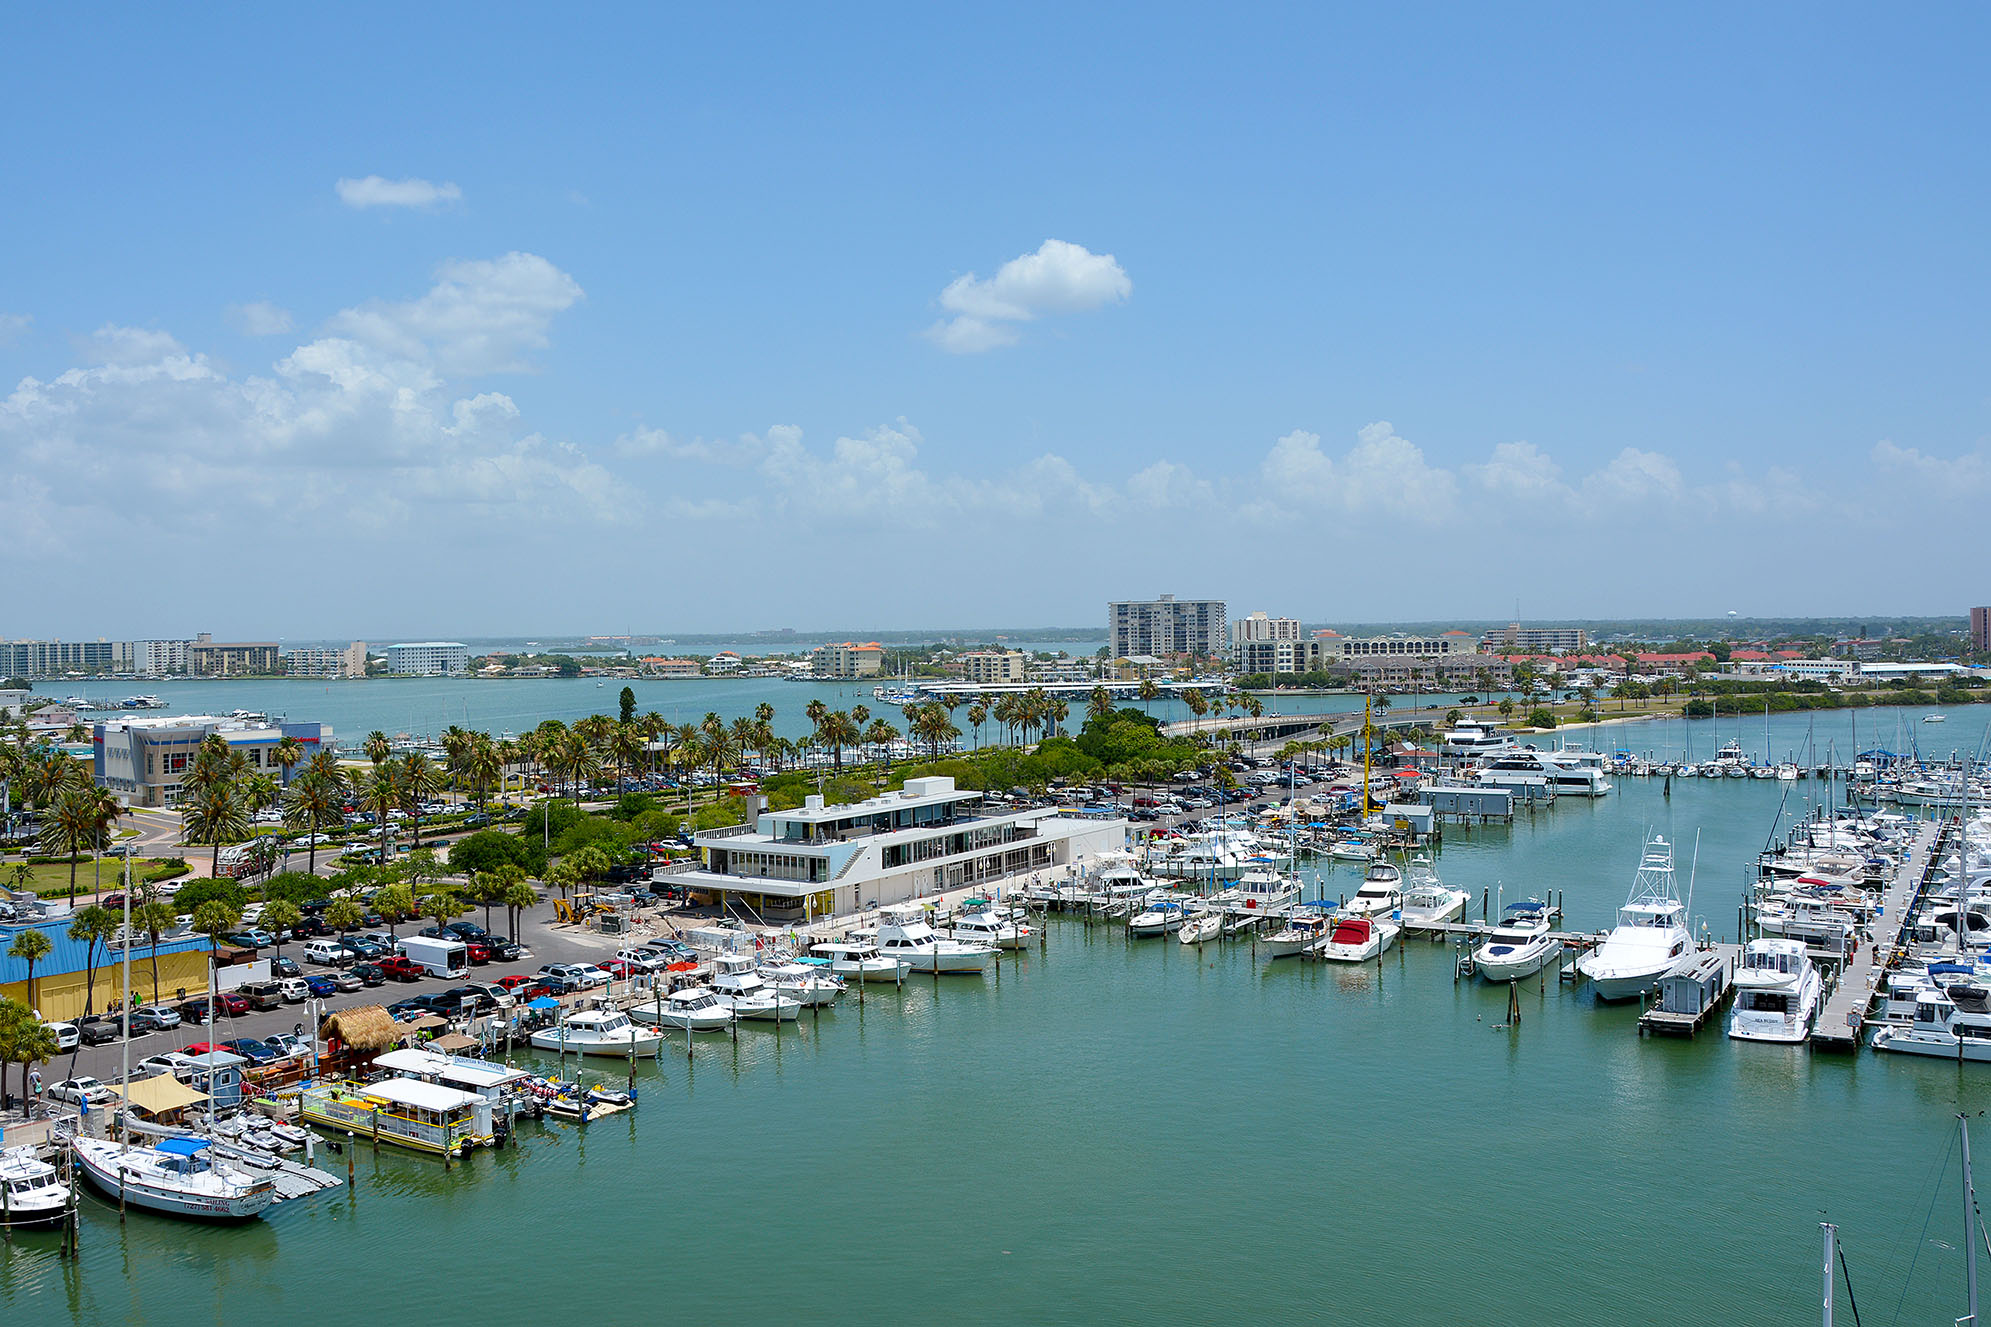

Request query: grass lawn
[{"left": 0, "top": 857, "right": 184, "bottom": 899}]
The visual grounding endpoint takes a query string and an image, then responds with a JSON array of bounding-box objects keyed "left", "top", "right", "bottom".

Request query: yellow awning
[{"left": 108, "top": 1073, "right": 210, "bottom": 1116}]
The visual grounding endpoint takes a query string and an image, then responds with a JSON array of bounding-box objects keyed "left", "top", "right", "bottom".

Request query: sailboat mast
[
  {"left": 1820, "top": 1222, "right": 1836, "bottom": 1327},
  {"left": 1964, "top": 1113, "right": 1980, "bottom": 1326},
  {"left": 120, "top": 845, "right": 132, "bottom": 1145}
]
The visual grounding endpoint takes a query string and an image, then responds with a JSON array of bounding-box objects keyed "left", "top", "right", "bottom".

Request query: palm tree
[
  {"left": 967, "top": 703, "right": 988, "bottom": 749},
  {"left": 608, "top": 723, "right": 645, "bottom": 794},
  {"left": 818, "top": 711, "right": 860, "bottom": 770},
  {"left": 1087, "top": 686, "right": 1114, "bottom": 726},
  {"left": 273, "top": 734, "right": 304, "bottom": 788},
  {"left": 865, "top": 717, "right": 901, "bottom": 766},
  {"left": 0, "top": 1000, "right": 59, "bottom": 1119},
  {"left": 1137, "top": 677, "right": 1159, "bottom": 703},
  {"left": 182, "top": 776, "right": 251, "bottom": 879},
  {"left": 38, "top": 785, "right": 104, "bottom": 904},
  {"left": 421, "top": 888, "right": 466, "bottom": 934},
  {"left": 364, "top": 731, "right": 391, "bottom": 766},
  {"left": 134, "top": 901, "right": 175, "bottom": 1004},
  {"left": 502, "top": 878, "right": 537, "bottom": 938},
  {"left": 462, "top": 736, "right": 503, "bottom": 812},
  {"left": 374, "top": 884, "right": 416, "bottom": 938},
  {"left": 324, "top": 898, "right": 364, "bottom": 948},
  {"left": 260, "top": 900, "right": 302, "bottom": 958},
  {"left": 7, "top": 928, "right": 52, "bottom": 1012},
  {"left": 396, "top": 752, "right": 444, "bottom": 851},
  {"left": 285, "top": 765, "right": 347, "bottom": 877},
  {"left": 189, "top": 900, "right": 241, "bottom": 960},
  {"left": 360, "top": 766, "right": 399, "bottom": 859}
]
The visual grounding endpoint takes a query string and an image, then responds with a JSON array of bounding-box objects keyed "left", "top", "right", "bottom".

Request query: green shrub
[{"left": 1526, "top": 708, "right": 1558, "bottom": 729}]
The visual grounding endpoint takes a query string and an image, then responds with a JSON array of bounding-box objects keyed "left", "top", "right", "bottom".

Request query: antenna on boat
[{"left": 1684, "top": 828, "right": 1700, "bottom": 923}]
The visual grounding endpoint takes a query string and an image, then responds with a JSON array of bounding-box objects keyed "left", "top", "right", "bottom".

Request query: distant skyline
[{"left": 4, "top": 7, "right": 1988, "bottom": 636}]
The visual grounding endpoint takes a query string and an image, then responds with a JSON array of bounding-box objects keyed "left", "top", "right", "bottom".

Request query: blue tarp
[
  {"left": 527, "top": 996, "right": 559, "bottom": 1009},
  {"left": 156, "top": 1137, "right": 209, "bottom": 1156}
]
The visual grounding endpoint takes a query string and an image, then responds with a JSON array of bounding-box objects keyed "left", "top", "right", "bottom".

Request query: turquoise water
[{"left": 9, "top": 707, "right": 1991, "bottom": 1322}]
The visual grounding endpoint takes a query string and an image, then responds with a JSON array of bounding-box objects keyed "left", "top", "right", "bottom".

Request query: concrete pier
[{"left": 1809, "top": 819, "right": 1943, "bottom": 1050}]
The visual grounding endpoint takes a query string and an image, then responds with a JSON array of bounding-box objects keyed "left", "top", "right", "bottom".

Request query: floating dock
[{"left": 1809, "top": 819, "right": 1943, "bottom": 1050}]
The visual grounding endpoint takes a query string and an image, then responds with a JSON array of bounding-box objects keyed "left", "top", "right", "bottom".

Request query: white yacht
[
  {"left": 949, "top": 901, "right": 1029, "bottom": 950},
  {"left": 810, "top": 939, "right": 912, "bottom": 983},
  {"left": 876, "top": 904, "right": 997, "bottom": 973},
  {"left": 1343, "top": 860, "right": 1404, "bottom": 918},
  {"left": 1576, "top": 834, "right": 1695, "bottom": 1000},
  {"left": 1127, "top": 896, "right": 1190, "bottom": 937},
  {"left": 1260, "top": 908, "right": 1332, "bottom": 960},
  {"left": 1727, "top": 939, "right": 1822, "bottom": 1043},
  {"left": 1398, "top": 856, "right": 1468, "bottom": 931},
  {"left": 0, "top": 1145, "right": 71, "bottom": 1229},
  {"left": 1313, "top": 914, "right": 1398, "bottom": 963},
  {"left": 1872, "top": 982, "right": 1991, "bottom": 1062},
  {"left": 1479, "top": 750, "right": 1613, "bottom": 798},
  {"left": 1327, "top": 838, "right": 1375, "bottom": 862},
  {"left": 1473, "top": 902, "right": 1562, "bottom": 981},
  {"left": 1222, "top": 863, "right": 1301, "bottom": 913},
  {"left": 71, "top": 1136, "right": 274, "bottom": 1222},
  {"left": 529, "top": 1007, "right": 667, "bottom": 1057},
  {"left": 633, "top": 986, "right": 737, "bottom": 1031},
  {"left": 710, "top": 953, "right": 804, "bottom": 1020},
  {"left": 1440, "top": 717, "right": 1514, "bottom": 760},
  {"left": 758, "top": 957, "right": 846, "bottom": 1006},
  {"left": 1080, "top": 853, "right": 1157, "bottom": 910}
]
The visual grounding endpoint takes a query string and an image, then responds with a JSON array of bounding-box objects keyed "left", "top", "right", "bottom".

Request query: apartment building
[
  {"left": 283, "top": 642, "right": 368, "bottom": 679},
  {"left": 1109, "top": 595, "right": 1227, "bottom": 660},
  {"left": 958, "top": 650, "right": 1027, "bottom": 685},
  {"left": 811, "top": 641, "right": 885, "bottom": 679},
  {"left": 383, "top": 642, "right": 470, "bottom": 676}
]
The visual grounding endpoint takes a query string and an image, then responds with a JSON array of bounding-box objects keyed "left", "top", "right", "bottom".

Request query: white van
[{"left": 302, "top": 939, "right": 351, "bottom": 966}]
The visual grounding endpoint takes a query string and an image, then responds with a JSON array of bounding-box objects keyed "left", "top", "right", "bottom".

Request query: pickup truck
[{"left": 375, "top": 956, "right": 426, "bottom": 982}]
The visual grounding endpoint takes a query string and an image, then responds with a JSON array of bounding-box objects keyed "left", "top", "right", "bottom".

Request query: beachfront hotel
[
  {"left": 679, "top": 776, "right": 1122, "bottom": 922},
  {"left": 383, "top": 642, "right": 471, "bottom": 675}
]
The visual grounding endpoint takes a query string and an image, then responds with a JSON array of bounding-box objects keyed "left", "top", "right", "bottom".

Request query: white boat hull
[
  {"left": 632, "top": 1005, "right": 735, "bottom": 1031},
  {"left": 1178, "top": 915, "right": 1222, "bottom": 945},
  {"left": 1871, "top": 1026, "right": 1991, "bottom": 1060},
  {"left": 1580, "top": 965, "right": 1676, "bottom": 1001},
  {"left": 1475, "top": 942, "right": 1560, "bottom": 982},
  {"left": 71, "top": 1139, "right": 273, "bottom": 1222},
  {"left": 903, "top": 950, "right": 994, "bottom": 974},
  {"left": 529, "top": 1027, "right": 667, "bottom": 1056},
  {"left": 1260, "top": 934, "right": 1312, "bottom": 960}
]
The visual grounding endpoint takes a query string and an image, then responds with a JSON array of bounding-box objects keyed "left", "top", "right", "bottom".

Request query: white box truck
[{"left": 397, "top": 934, "right": 469, "bottom": 978}]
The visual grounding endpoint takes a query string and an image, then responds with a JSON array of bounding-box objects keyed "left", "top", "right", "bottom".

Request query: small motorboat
[
  {"left": 1472, "top": 902, "right": 1561, "bottom": 981},
  {"left": 632, "top": 986, "right": 736, "bottom": 1031},
  {"left": 1260, "top": 909, "right": 1330, "bottom": 960},
  {"left": 0, "top": 1145, "right": 71, "bottom": 1229},
  {"left": 529, "top": 1008, "right": 666, "bottom": 1057},
  {"left": 1177, "top": 910, "right": 1222, "bottom": 945},
  {"left": 1313, "top": 914, "right": 1398, "bottom": 963}
]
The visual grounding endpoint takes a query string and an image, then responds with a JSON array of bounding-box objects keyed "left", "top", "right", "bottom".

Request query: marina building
[
  {"left": 958, "top": 650, "right": 1026, "bottom": 685},
  {"left": 1317, "top": 633, "right": 1477, "bottom": 660},
  {"left": 679, "top": 776, "right": 1123, "bottom": 921},
  {"left": 1974, "top": 607, "right": 1990, "bottom": 652},
  {"left": 1231, "top": 612, "right": 1302, "bottom": 652},
  {"left": 1109, "top": 595, "right": 1227, "bottom": 660},
  {"left": 283, "top": 642, "right": 368, "bottom": 679},
  {"left": 94, "top": 714, "right": 335, "bottom": 807},
  {"left": 384, "top": 642, "right": 470, "bottom": 676},
  {"left": 1340, "top": 653, "right": 1512, "bottom": 688},
  {"left": 811, "top": 641, "right": 884, "bottom": 678}
]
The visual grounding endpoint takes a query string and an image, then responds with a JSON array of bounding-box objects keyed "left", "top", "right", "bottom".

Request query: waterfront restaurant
[{"left": 680, "top": 776, "right": 1124, "bottom": 922}]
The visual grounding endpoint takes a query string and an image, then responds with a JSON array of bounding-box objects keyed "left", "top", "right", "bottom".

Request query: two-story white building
[{"left": 678, "top": 776, "right": 1123, "bottom": 922}]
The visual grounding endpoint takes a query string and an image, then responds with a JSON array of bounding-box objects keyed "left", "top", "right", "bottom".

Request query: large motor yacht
[
  {"left": 1727, "top": 938, "right": 1823, "bottom": 1043},
  {"left": 1576, "top": 834, "right": 1695, "bottom": 1000}
]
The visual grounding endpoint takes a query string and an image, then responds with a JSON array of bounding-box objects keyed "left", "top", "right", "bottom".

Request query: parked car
[
  {"left": 341, "top": 937, "right": 387, "bottom": 961},
  {"left": 351, "top": 963, "right": 387, "bottom": 986},
  {"left": 444, "top": 921, "right": 487, "bottom": 942},
  {"left": 385, "top": 1000, "right": 430, "bottom": 1022},
  {"left": 219, "top": 1038, "right": 279, "bottom": 1066},
  {"left": 265, "top": 1033, "right": 311, "bottom": 1059},
  {"left": 495, "top": 973, "right": 541, "bottom": 991},
  {"left": 327, "top": 970, "right": 363, "bottom": 992},
  {"left": 459, "top": 981, "right": 515, "bottom": 1010},
  {"left": 133, "top": 1003, "right": 182, "bottom": 1029},
  {"left": 224, "top": 929, "right": 276, "bottom": 950},
  {"left": 46, "top": 1077, "right": 116, "bottom": 1106},
  {"left": 44, "top": 1021, "right": 80, "bottom": 1051},
  {"left": 615, "top": 948, "right": 667, "bottom": 971},
  {"left": 278, "top": 978, "right": 310, "bottom": 1003},
  {"left": 480, "top": 935, "right": 522, "bottom": 962},
  {"left": 289, "top": 917, "right": 330, "bottom": 939},
  {"left": 270, "top": 956, "right": 303, "bottom": 979},
  {"left": 304, "top": 975, "right": 338, "bottom": 998},
  {"left": 302, "top": 939, "right": 353, "bottom": 966},
  {"left": 375, "top": 956, "right": 425, "bottom": 982},
  {"left": 238, "top": 981, "right": 283, "bottom": 1012},
  {"left": 439, "top": 986, "right": 495, "bottom": 1015},
  {"left": 462, "top": 941, "right": 491, "bottom": 966},
  {"left": 136, "top": 1052, "right": 199, "bottom": 1082},
  {"left": 76, "top": 1016, "right": 123, "bottom": 1046},
  {"left": 537, "top": 963, "right": 606, "bottom": 993}
]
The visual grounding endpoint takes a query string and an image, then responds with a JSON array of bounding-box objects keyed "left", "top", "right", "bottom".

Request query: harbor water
[{"left": 7, "top": 707, "right": 1990, "bottom": 1322}]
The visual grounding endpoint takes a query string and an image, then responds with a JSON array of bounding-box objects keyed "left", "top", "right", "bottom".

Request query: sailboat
[{"left": 71, "top": 878, "right": 276, "bottom": 1222}]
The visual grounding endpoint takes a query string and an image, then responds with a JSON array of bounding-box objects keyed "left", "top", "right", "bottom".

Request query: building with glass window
[
  {"left": 678, "top": 776, "right": 1123, "bottom": 921},
  {"left": 94, "top": 715, "right": 335, "bottom": 807},
  {"left": 384, "top": 642, "right": 470, "bottom": 676}
]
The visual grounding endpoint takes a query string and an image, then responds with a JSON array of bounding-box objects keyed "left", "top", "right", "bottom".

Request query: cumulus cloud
[
  {"left": 0, "top": 313, "right": 30, "bottom": 346},
  {"left": 225, "top": 301, "right": 295, "bottom": 336},
  {"left": 76, "top": 324, "right": 187, "bottom": 366},
  {"left": 1872, "top": 438, "right": 1991, "bottom": 492},
  {"left": 325, "top": 252, "right": 584, "bottom": 376},
  {"left": 1260, "top": 422, "right": 1459, "bottom": 519},
  {"left": 613, "top": 425, "right": 771, "bottom": 466},
  {"left": 336, "top": 175, "right": 462, "bottom": 209},
  {"left": 925, "top": 239, "right": 1130, "bottom": 352}
]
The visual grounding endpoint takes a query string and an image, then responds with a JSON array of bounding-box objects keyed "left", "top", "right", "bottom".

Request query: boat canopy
[
  {"left": 155, "top": 1137, "right": 210, "bottom": 1156},
  {"left": 1330, "top": 918, "right": 1372, "bottom": 944},
  {"left": 359, "top": 1077, "right": 483, "bottom": 1113}
]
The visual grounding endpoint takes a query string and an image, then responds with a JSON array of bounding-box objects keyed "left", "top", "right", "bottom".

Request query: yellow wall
[{"left": 2, "top": 949, "right": 211, "bottom": 1021}]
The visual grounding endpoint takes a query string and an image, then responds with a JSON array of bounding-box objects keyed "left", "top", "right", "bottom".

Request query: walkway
[{"left": 1809, "top": 818, "right": 1943, "bottom": 1049}]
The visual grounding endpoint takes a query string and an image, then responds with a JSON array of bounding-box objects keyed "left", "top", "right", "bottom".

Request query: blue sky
[{"left": 3, "top": 6, "right": 1987, "bottom": 639}]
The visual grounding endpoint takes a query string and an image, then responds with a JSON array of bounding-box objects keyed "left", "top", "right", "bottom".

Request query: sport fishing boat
[
  {"left": 0, "top": 1146, "right": 71, "bottom": 1229},
  {"left": 632, "top": 986, "right": 737, "bottom": 1031},
  {"left": 1472, "top": 901, "right": 1561, "bottom": 981},
  {"left": 529, "top": 1007, "right": 667, "bottom": 1057},
  {"left": 876, "top": 904, "right": 996, "bottom": 973},
  {"left": 1342, "top": 860, "right": 1404, "bottom": 918},
  {"left": 71, "top": 1136, "right": 274, "bottom": 1222},
  {"left": 948, "top": 899, "right": 1029, "bottom": 949},
  {"left": 1313, "top": 914, "right": 1397, "bottom": 962},
  {"left": 1397, "top": 856, "right": 1468, "bottom": 931},
  {"left": 1576, "top": 834, "right": 1696, "bottom": 1001},
  {"left": 758, "top": 957, "right": 846, "bottom": 1006},
  {"left": 709, "top": 953, "right": 804, "bottom": 1020},
  {"left": 1727, "top": 938, "right": 1823, "bottom": 1043},
  {"left": 1220, "top": 862, "right": 1302, "bottom": 913},
  {"left": 809, "top": 939, "right": 912, "bottom": 983}
]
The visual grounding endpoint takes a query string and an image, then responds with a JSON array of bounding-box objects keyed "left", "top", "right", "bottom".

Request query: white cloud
[
  {"left": 1578, "top": 447, "right": 1685, "bottom": 507},
  {"left": 1259, "top": 421, "right": 1458, "bottom": 519},
  {"left": 926, "top": 239, "right": 1130, "bottom": 353},
  {"left": 1465, "top": 440, "right": 1569, "bottom": 501},
  {"left": 612, "top": 425, "right": 770, "bottom": 466},
  {"left": 225, "top": 301, "right": 295, "bottom": 336},
  {"left": 325, "top": 252, "right": 584, "bottom": 376},
  {"left": 76, "top": 324, "right": 187, "bottom": 366},
  {"left": 336, "top": 175, "right": 462, "bottom": 209},
  {"left": 0, "top": 313, "right": 30, "bottom": 346},
  {"left": 1872, "top": 438, "right": 1991, "bottom": 492}
]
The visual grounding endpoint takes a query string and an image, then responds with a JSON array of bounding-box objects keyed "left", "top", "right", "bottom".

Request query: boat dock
[
  {"left": 1809, "top": 818, "right": 1944, "bottom": 1050},
  {"left": 1638, "top": 946, "right": 1738, "bottom": 1037}
]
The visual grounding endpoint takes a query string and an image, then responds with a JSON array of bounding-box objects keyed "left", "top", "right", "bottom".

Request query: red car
[
  {"left": 375, "top": 956, "right": 426, "bottom": 982},
  {"left": 495, "top": 974, "right": 538, "bottom": 991},
  {"left": 181, "top": 1042, "right": 225, "bottom": 1056},
  {"left": 495, "top": 975, "right": 553, "bottom": 1000},
  {"left": 601, "top": 960, "right": 639, "bottom": 979},
  {"left": 463, "top": 941, "right": 491, "bottom": 965}
]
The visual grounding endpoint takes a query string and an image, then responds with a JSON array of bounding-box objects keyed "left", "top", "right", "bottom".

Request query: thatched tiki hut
[{"left": 319, "top": 1005, "right": 402, "bottom": 1074}]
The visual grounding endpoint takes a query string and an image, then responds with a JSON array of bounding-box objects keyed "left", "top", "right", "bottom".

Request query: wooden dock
[{"left": 1809, "top": 819, "right": 1944, "bottom": 1050}]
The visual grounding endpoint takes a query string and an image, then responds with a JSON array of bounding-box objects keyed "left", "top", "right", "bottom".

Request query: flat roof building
[
  {"left": 384, "top": 642, "right": 470, "bottom": 676},
  {"left": 811, "top": 641, "right": 885, "bottom": 679},
  {"left": 1973, "top": 607, "right": 1990, "bottom": 653},
  {"left": 959, "top": 650, "right": 1026, "bottom": 686},
  {"left": 284, "top": 642, "right": 368, "bottom": 679},
  {"left": 95, "top": 715, "right": 335, "bottom": 807},
  {"left": 186, "top": 634, "right": 280, "bottom": 677},
  {"left": 677, "top": 776, "right": 1123, "bottom": 921},
  {"left": 1232, "top": 612, "right": 1302, "bottom": 651},
  {"left": 1110, "top": 595, "right": 1227, "bottom": 660}
]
